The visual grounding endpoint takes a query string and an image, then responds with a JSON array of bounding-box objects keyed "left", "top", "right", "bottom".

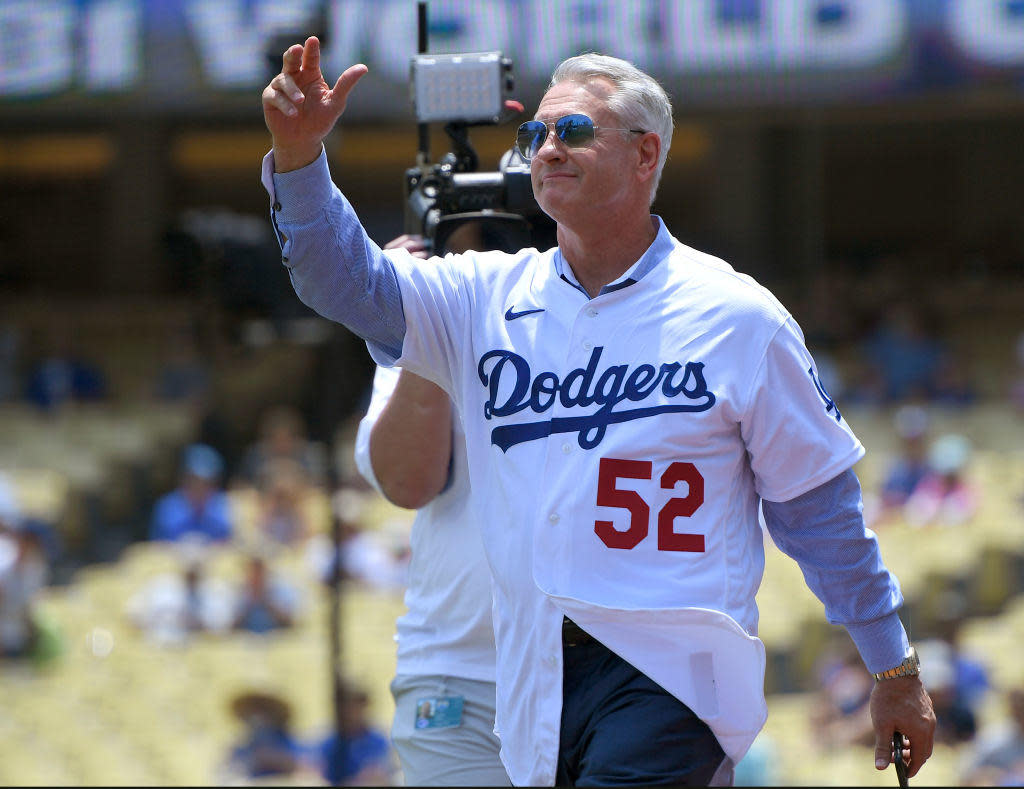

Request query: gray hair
[{"left": 549, "top": 53, "right": 674, "bottom": 203}]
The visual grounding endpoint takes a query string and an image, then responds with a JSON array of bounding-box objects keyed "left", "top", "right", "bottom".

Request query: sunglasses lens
[
  {"left": 555, "top": 114, "right": 595, "bottom": 147},
  {"left": 516, "top": 121, "right": 547, "bottom": 160}
]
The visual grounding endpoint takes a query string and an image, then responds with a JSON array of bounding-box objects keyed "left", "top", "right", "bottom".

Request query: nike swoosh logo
[{"left": 504, "top": 306, "right": 545, "bottom": 321}]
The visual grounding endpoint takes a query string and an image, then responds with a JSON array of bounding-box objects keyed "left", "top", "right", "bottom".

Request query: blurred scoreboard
[{"left": 1, "top": 0, "right": 1023, "bottom": 119}]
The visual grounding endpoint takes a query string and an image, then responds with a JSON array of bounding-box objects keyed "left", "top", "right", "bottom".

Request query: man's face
[{"left": 530, "top": 78, "right": 646, "bottom": 228}]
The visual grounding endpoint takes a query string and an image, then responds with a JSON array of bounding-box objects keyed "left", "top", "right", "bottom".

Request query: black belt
[{"left": 562, "top": 616, "right": 596, "bottom": 647}]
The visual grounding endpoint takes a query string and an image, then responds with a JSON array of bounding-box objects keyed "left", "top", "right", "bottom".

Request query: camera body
[{"left": 403, "top": 52, "right": 554, "bottom": 255}]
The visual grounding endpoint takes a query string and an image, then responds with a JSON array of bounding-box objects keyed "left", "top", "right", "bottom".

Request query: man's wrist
[
  {"left": 872, "top": 645, "right": 920, "bottom": 682},
  {"left": 272, "top": 142, "right": 324, "bottom": 173}
]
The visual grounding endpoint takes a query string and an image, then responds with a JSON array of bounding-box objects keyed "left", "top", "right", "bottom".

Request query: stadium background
[{"left": 1, "top": 0, "right": 1022, "bottom": 784}]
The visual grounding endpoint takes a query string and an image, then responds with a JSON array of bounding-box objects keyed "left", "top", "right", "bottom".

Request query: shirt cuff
[
  {"left": 844, "top": 611, "right": 911, "bottom": 674},
  {"left": 261, "top": 146, "right": 334, "bottom": 224}
]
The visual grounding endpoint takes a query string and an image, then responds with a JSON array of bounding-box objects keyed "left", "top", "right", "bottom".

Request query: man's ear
[{"left": 636, "top": 132, "right": 661, "bottom": 186}]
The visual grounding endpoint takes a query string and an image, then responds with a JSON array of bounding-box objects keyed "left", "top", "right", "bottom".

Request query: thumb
[
  {"left": 329, "top": 64, "right": 369, "bottom": 112},
  {"left": 875, "top": 731, "right": 893, "bottom": 770}
]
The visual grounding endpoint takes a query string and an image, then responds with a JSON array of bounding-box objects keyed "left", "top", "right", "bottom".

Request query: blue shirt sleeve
[
  {"left": 261, "top": 148, "right": 406, "bottom": 363},
  {"left": 761, "top": 468, "right": 910, "bottom": 674}
]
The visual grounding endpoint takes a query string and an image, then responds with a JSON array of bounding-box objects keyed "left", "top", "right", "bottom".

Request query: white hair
[{"left": 549, "top": 53, "right": 674, "bottom": 203}]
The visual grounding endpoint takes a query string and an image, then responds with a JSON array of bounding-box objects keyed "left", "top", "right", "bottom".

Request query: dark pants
[{"left": 557, "top": 618, "right": 728, "bottom": 787}]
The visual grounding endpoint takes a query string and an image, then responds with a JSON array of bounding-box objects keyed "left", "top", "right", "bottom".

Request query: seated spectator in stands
[
  {"left": 859, "top": 300, "right": 946, "bottom": 403},
  {"left": 24, "top": 326, "right": 107, "bottom": 412},
  {"left": 905, "top": 433, "right": 979, "bottom": 526},
  {"left": 314, "top": 678, "right": 395, "bottom": 786},
  {"left": 0, "top": 476, "right": 49, "bottom": 660},
  {"left": 237, "top": 405, "right": 328, "bottom": 489},
  {"left": 333, "top": 491, "right": 410, "bottom": 593},
  {"left": 256, "top": 458, "right": 312, "bottom": 548},
  {"left": 810, "top": 642, "right": 875, "bottom": 749},
  {"left": 933, "top": 594, "right": 991, "bottom": 716},
  {"left": 124, "top": 543, "right": 234, "bottom": 645},
  {"left": 867, "top": 405, "right": 935, "bottom": 527},
  {"left": 150, "top": 444, "right": 233, "bottom": 543},
  {"left": 231, "top": 553, "right": 300, "bottom": 634},
  {"left": 962, "top": 687, "right": 1024, "bottom": 786},
  {"left": 224, "top": 690, "right": 303, "bottom": 781},
  {"left": 917, "top": 638, "right": 977, "bottom": 745}
]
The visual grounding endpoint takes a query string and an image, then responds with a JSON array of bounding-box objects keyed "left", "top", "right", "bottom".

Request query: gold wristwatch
[{"left": 872, "top": 646, "right": 920, "bottom": 682}]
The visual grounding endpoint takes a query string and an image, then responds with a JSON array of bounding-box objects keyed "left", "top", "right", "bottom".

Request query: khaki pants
[{"left": 390, "top": 674, "right": 511, "bottom": 787}]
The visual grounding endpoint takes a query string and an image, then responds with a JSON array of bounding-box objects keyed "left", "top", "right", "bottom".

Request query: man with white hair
[{"left": 260, "top": 40, "right": 935, "bottom": 785}]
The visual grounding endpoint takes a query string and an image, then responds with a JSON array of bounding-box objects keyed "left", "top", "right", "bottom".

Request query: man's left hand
[{"left": 869, "top": 676, "right": 936, "bottom": 779}]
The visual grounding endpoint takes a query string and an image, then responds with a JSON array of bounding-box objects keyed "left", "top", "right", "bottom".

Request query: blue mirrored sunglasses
[{"left": 514, "top": 113, "right": 646, "bottom": 162}]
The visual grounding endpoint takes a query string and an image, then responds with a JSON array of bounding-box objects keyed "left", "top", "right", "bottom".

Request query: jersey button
[
  {"left": 582, "top": 340, "right": 593, "bottom": 351},
  {"left": 546, "top": 655, "right": 558, "bottom": 667},
  {"left": 548, "top": 512, "right": 560, "bottom": 524},
  {"left": 586, "top": 307, "right": 598, "bottom": 317},
  {"left": 561, "top": 443, "right": 571, "bottom": 454}
]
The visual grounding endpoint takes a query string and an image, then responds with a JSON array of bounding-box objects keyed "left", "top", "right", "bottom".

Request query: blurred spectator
[
  {"left": 231, "top": 553, "right": 300, "bottom": 634},
  {"left": 150, "top": 444, "right": 233, "bottom": 543},
  {"left": 314, "top": 679, "right": 395, "bottom": 786},
  {"left": 905, "top": 433, "right": 979, "bottom": 526},
  {"left": 931, "top": 595, "right": 991, "bottom": 718},
  {"left": 255, "top": 458, "right": 312, "bottom": 548},
  {"left": 0, "top": 476, "right": 51, "bottom": 661},
  {"left": 23, "top": 321, "right": 107, "bottom": 412},
  {"left": 124, "top": 543, "right": 234, "bottom": 645},
  {"left": 326, "top": 490, "right": 411, "bottom": 593},
  {"left": 867, "top": 405, "right": 935, "bottom": 527},
  {"left": 916, "top": 638, "right": 977, "bottom": 745},
  {"left": 25, "top": 349, "right": 107, "bottom": 412},
  {"left": 223, "top": 690, "right": 303, "bottom": 781},
  {"left": 857, "top": 301, "right": 946, "bottom": 403},
  {"left": 237, "top": 405, "right": 328, "bottom": 489},
  {"left": 810, "top": 642, "right": 875, "bottom": 748},
  {"left": 962, "top": 687, "right": 1024, "bottom": 786}
]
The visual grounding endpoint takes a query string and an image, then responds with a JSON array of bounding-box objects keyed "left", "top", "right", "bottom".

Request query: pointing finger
[
  {"left": 301, "top": 36, "right": 321, "bottom": 75},
  {"left": 282, "top": 43, "right": 303, "bottom": 76}
]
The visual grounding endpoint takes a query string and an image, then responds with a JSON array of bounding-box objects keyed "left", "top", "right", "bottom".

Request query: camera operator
[{"left": 352, "top": 228, "right": 511, "bottom": 787}]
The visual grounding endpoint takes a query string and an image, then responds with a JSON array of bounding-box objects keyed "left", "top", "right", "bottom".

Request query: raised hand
[{"left": 262, "top": 36, "right": 368, "bottom": 172}]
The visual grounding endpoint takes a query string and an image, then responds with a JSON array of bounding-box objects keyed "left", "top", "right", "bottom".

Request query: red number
[
  {"left": 595, "top": 458, "right": 652, "bottom": 549},
  {"left": 594, "top": 458, "right": 705, "bottom": 552},
  {"left": 658, "top": 462, "right": 705, "bottom": 552}
]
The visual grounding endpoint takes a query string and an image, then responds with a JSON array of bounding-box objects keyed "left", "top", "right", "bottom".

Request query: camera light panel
[{"left": 412, "top": 52, "right": 507, "bottom": 124}]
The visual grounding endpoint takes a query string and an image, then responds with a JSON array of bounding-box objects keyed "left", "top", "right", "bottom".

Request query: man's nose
[{"left": 535, "top": 127, "right": 565, "bottom": 161}]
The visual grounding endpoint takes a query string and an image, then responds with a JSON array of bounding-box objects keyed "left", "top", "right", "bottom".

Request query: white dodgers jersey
[{"left": 374, "top": 219, "right": 864, "bottom": 786}]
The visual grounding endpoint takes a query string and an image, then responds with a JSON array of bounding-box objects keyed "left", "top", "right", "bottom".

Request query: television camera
[{"left": 403, "top": 50, "right": 555, "bottom": 255}]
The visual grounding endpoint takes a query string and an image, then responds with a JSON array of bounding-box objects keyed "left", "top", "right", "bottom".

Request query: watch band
[{"left": 872, "top": 645, "right": 920, "bottom": 682}]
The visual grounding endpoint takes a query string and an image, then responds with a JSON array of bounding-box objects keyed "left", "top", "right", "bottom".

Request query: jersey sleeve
[
  {"left": 353, "top": 365, "right": 401, "bottom": 497},
  {"left": 741, "top": 317, "right": 865, "bottom": 502}
]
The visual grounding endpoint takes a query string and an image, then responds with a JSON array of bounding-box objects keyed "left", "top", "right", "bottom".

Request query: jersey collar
[{"left": 553, "top": 215, "right": 674, "bottom": 298}]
